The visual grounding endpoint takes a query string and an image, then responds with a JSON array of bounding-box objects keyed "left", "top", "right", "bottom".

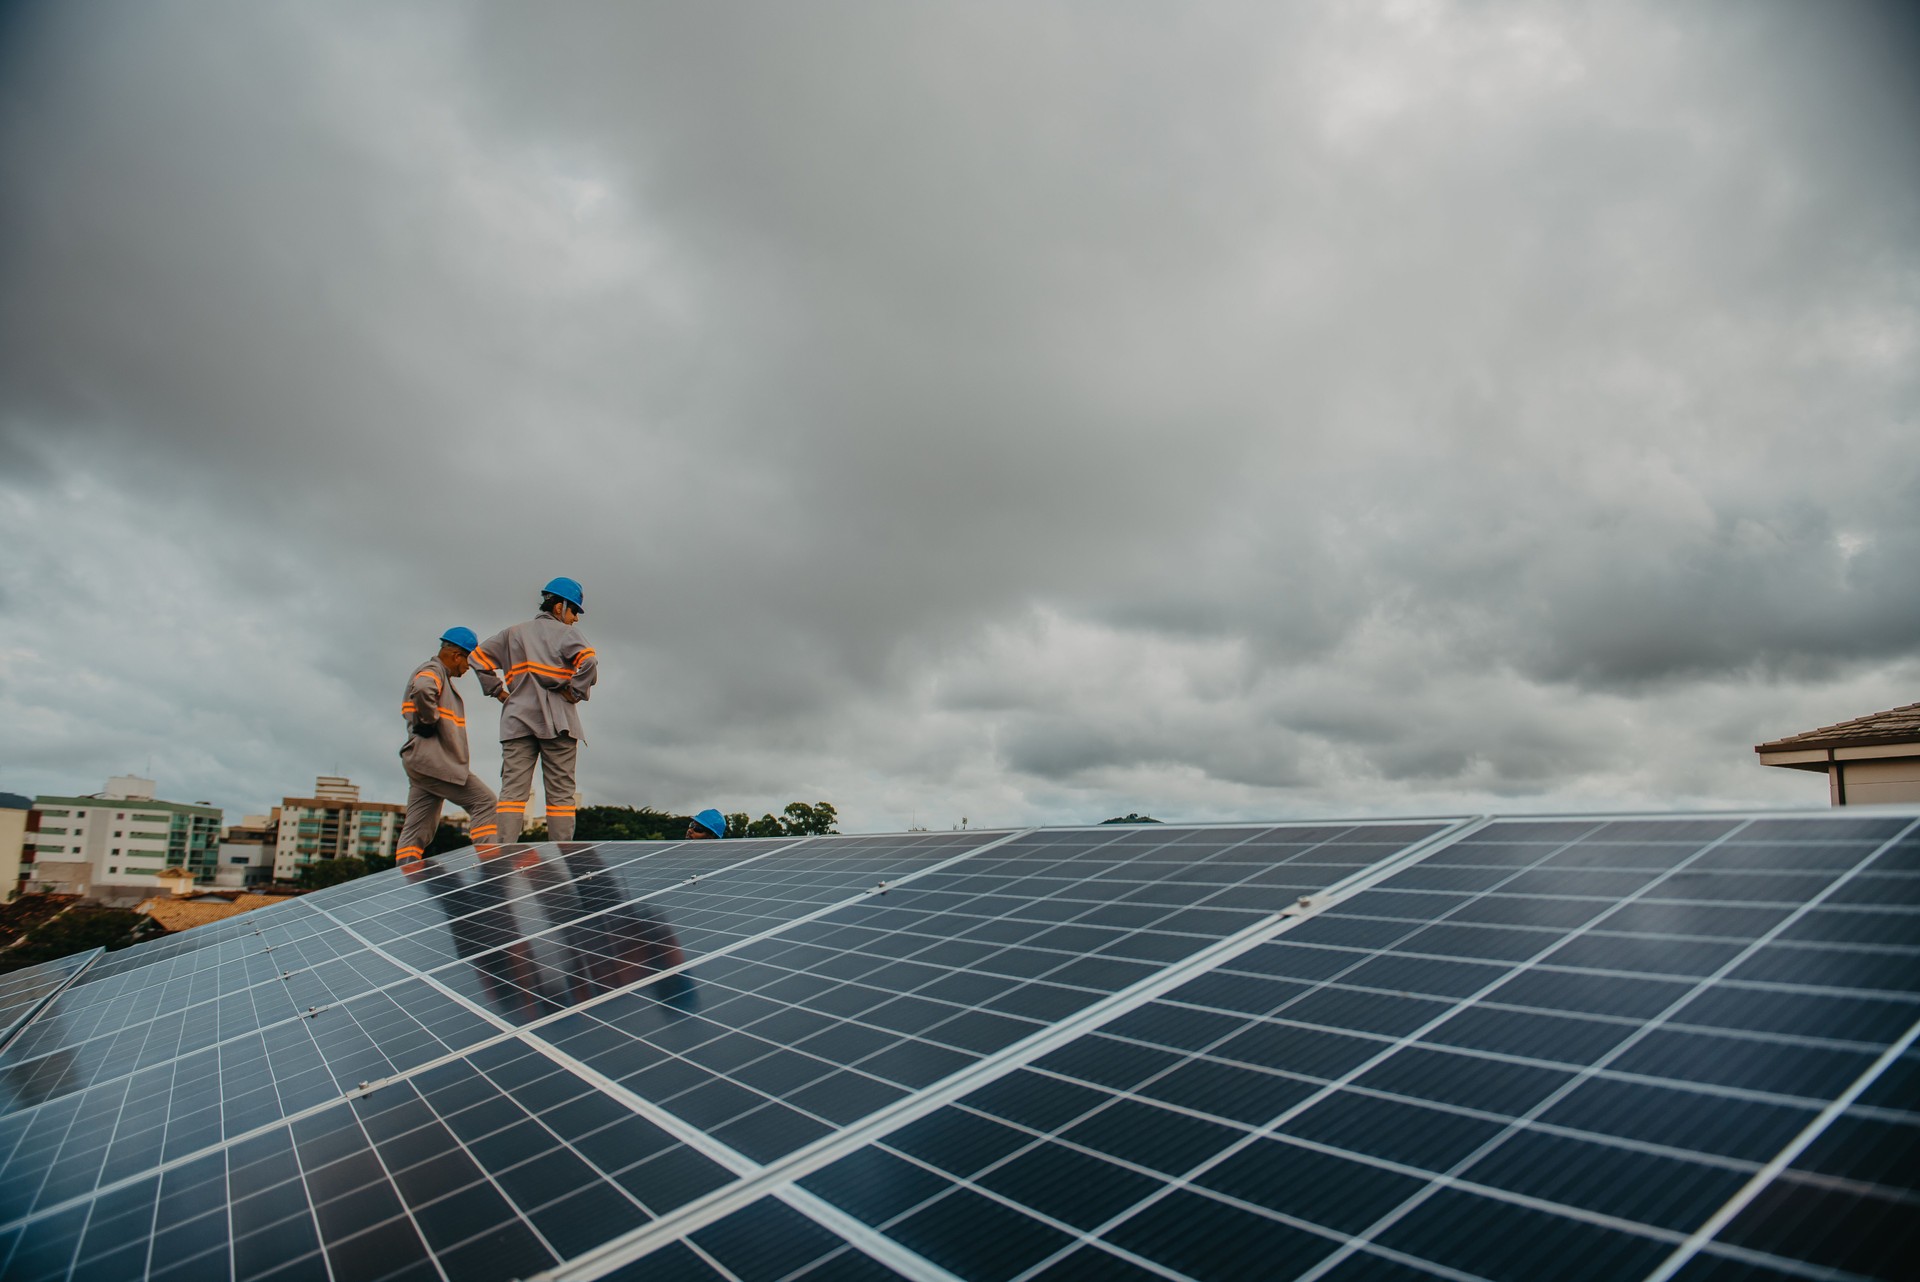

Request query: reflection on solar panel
[
  {"left": 0, "top": 953, "right": 98, "bottom": 1052},
  {"left": 0, "top": 812, "right": 1913, "bottom": 1282}
]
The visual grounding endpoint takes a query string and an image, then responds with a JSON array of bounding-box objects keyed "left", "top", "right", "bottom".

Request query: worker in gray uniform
[
  {"left": 397, "top": 626, "right": 499, "bottom": 865},
  {"left": 471, "top": 576, "right": 598, "bottom": 842}
]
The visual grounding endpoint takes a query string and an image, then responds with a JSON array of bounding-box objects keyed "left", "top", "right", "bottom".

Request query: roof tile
[{"left": 1755, "top": 701, "right": 1920, "bottom": 752}]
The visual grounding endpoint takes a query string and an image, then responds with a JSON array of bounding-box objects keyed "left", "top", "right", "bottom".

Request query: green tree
[
  {"left": 1101, "top": 813, "right": 1161, "bottom": 824},
  {"left": 781, "top": 802, "right": 839, "bottom": 835},
  {"left": 574, "top": 806, "right": 686, "bottom": 841},
  {"left": 297, "top": 857, "right": 370, "bottom": 890},
  {"left": 729, "top": 802, "right": 838, "bottom": 837}
]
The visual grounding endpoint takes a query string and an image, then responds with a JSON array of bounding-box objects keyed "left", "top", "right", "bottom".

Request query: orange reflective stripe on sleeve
[
  {"left": 571, "top": 648, "right": 596, "bottom": 669},
  {"left": 415, "top": 670, "right": 442, "bottom": 689},
  {"left": 471, "top": 647, "right": 496, "bottom": 671},
  {"left": 400, "top": 702, "right": 416, "bottom": 714},
  {"left": 436, "top": 709, "right": 466, "bottom": 726}
]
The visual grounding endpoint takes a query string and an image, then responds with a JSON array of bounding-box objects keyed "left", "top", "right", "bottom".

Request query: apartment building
[
  {"left": 24, "top": 776, "right": 222, "bottom": 903},
  {"left": 0, "top": 793, "right": 28, "bottom": 900},
  {"left": 215, "top": 814, "right": 279, "bottom": 888},
  {"left": 271, "top": 776, "right": 404, "bottom": 879}
]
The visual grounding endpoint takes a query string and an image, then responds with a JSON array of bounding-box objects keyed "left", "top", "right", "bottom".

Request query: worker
[
  {"left": 686, "top": 809, "right": 727, "bottom": 840},
  {"left": 396, "top": 626, "right": 499, "bottom": 865},
  {"left": 470, "top": 576, "right": 598, "bottom": 842}
]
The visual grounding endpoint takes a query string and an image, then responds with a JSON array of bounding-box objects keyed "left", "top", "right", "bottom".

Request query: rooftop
[
  {"left": 1754, "top": 700, "right": 1920, "bottom": 753},
  {"left": 133, "top": 890, "right": 300, "bottom": 933}
]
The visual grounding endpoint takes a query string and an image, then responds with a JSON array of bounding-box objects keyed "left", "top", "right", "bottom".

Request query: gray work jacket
[
  {"left": 399, "top": 655, "right": 472, "bottom": 784},
  {"left": 472, "top": 613, "right": 598, "bottom": 744}
]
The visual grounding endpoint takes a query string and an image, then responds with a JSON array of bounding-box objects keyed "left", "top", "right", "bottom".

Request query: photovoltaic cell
[
  {"left": 533, "top": 824, "right": 1442, "bottom": 1164},
  {"left": 770, "top": 813, "right": 1920, "bottom": 1282},
  {"left": 1, "top": 811, "right": 1914, "bottom": 1282},
  {"left": 0, "top": 953, "right": 98, "bottom": 1052}
]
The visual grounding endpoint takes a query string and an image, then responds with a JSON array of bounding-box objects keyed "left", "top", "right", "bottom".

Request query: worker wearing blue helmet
[
  {"left": 685, "top": 809, "right": 727, "bottom": 840},
  {"left": 396, "top": 626, "right": 500, "bottom": 864},
  {"left": 471, "top": 577, "right": 599, "bottom": 841}
]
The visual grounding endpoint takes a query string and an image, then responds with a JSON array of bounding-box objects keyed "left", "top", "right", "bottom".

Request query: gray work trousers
[
  {"left": 498, "top": 734, "right": 579, "bottom": 841},
  {"left": 399, "top": 768, "right": 499, "bottom": 860}
]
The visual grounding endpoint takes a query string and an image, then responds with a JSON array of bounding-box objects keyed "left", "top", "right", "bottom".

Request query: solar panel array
[
  {"left": 0, "top": 811, "right": 1913, "bottom": 1282},
  {"left": 0, "top": 952, "right": 98, "bottom": 1053}
]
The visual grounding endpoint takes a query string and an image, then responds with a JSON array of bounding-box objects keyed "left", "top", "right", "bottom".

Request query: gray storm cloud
[{"left": 2, "top": 0, "right": 1916, "bottom": 828}]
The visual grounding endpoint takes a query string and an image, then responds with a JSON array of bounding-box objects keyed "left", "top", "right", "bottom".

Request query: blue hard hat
[
  {"left": 440, "top": 626, "right": 478, "bottom": 652},
  {"left": 692, "top": 809, "right": 726, "bottom": 839},
  {"left": 542, "top": 576, "right": 585, "bottom": 610}
]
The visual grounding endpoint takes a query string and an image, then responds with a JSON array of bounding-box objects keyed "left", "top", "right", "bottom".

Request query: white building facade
[
  {"left": 25, "top": 777, "right": 222, "bottom": 902},
  {"left": 271, "top": 777, "right": 405, "bottom": 879}
]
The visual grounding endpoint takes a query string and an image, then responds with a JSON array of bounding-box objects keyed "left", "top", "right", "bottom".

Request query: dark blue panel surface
[
  {"left": 795, "top": 812, "right": 1920, "bottom": 1282},
  {"left": 2, "top": 813, "right": 1911, "bottom": 1282}
]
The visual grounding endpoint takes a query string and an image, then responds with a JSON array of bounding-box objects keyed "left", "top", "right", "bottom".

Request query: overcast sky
[{"left": 2, "top": 1, "right": 1916, "bottom": 832}]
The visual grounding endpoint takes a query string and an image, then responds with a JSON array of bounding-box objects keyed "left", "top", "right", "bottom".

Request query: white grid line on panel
[
  {"left": 334, "top": 837, "right": 789, "bottom": 958},
  {"left": 995, "top": 815, "right": 1734, "bottom": 1280},
  {"left": 517, "top": 823, "right": 1472, "bottom": 1153},
  {"left": 537, "top": 819, "right": 1480, "bottom": 1282},
  {"left": 910, "top": 1073, "right": 1886, "bottom": 1282},
  {"left": 0, "top": 825, "right": 1036, "bottom": 1243},
  {"left": 289, "top": 1104, "right": 453, "bottom": 1282},
  {"left": 0, "top": 833, "right": 1033, "bottom": 1240},
  {"left": 1161, "top": 968, "right": 1916, "bottom": 1060},
  {"left": 396, "top": 848, "right": 990, "bottom": 1009},
  {"left": 679, "top": 1238, "right": 743, "bottom": 1281},
  {"left": 0, "top": 984, "right": 447, "bottom": 1238},
  {"left": 973, "top": 814, "right": 1917, "bottom": 1282},
  {"left": 1283, "top": 814, "right": 1920, "bottom": 1282},
  {"left": 1132, "top": 976, "right": 1915, "bottom": 1115},
  {"left": 1, "top": 926, "right": 503, "bottom": 1107},
  {"left": 775, "top": 1186, "right": 966, "bottom": 1282},
  {"left": 389, "top": 831, "right": 978, "bottom": 954},
  {"left": 312, "top": 828, "right": 1038, "bottom": 1098},
  {"left": 377, "top": 1068, "right": 583, "bottom": 1272},
  {"left": 0, "top": 951, "right": 101, "bottom": 1057},
  {"left": 518, "top": 1025, "right": 761, "bottom": 1178},
  {"left": 5, "top": 810, "right": 1909, "bottom": 1282},
  {"left": 1018, "top": 1050, "right": 1781, "bottom": 1179},
  {"left": 1196, "top": 932, "right": 1920, "bottom": 1018},
  {"left": 1643, "top": 1008, "right": 1920, "bottom": 1282},
  {"left": 1144, "top": 982, "right": 1896, "bottom": 1090}
]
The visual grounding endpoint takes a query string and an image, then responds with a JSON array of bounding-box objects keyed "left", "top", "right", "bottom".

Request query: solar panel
[
  {"left": 0, "top": 812, "right": 1913, "bottom": 1282},
  {"left": 0, "top": 953, "right": 99, "bottom": 1053}
]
